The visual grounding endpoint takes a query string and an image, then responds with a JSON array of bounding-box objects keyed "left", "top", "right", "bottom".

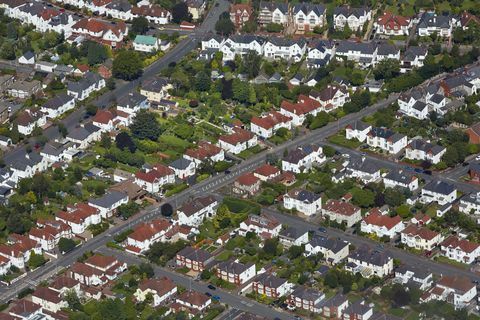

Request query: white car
[{"left": 476, "top": 155, "right": 480, "bottom": 161}]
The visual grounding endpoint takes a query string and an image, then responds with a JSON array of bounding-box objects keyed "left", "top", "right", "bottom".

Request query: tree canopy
[
  {"left": 129, "top": 110, "right": 162, "bottom": 140},
  {"left": 112, "top": 50, "right": 143, "bottom": 80}
]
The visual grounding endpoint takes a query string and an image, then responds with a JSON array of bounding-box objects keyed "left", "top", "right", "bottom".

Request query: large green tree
[
  {"left": 129, "top": 110, "right": 162, "bottom": 140},
  {"left": 112, "top": 50, "right": 143, "bottom": 80}
]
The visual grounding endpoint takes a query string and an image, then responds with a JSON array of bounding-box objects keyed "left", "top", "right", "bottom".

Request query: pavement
[{"left": 97, "top": 247, "right": 292, "bottom": 320}]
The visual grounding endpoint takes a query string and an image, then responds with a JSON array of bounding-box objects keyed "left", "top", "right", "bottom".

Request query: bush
[{"left": 58, "top": 238, "right": 77, "bottom": 254}]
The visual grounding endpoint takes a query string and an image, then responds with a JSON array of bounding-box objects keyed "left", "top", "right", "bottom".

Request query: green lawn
[
  {"left": 434, "top": 256, "right": 469, "bottom": 269},
  {"left": 215, "top": 251, "right": 233, "bottom": 262},
  {"left": 328, "top": 132, "right": 361, "bottom": 149},
  {"left": 237, "top": 145, "right": 264, "bottom": 160}
]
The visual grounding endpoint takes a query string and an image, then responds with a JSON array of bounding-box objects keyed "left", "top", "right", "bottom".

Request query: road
[
  {"left": 2, "top": 0, "right": 230, "bottom": 166},
  {"left": 97, "top": 247, "right": 292, "bottom": 320},
  {"left": 261, "top": 207, "right": 480, "bottom": 282}
]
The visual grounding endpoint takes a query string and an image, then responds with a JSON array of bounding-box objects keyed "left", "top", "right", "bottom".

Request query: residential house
[
  {"left": 229, "top": 3, "right": 252, "bottom": 29},
  {"left": 309, "top": 84, "right": 350, "bottom": 112},
  {"left": 467, "top": 122, "right": 480, "bottom": 144},
  {"left": 134, "top": 277, "right": 177, "bottom": 307},
  {"left": 374, "top": 11, "right": 412, "bottom": 36},
  {"left": 335, "top": 41, "right": 377, "bottom": 68},
  {"left": 15, "top": 108, "right": 47, "bottom": 136},
  {"left": 375, "top": 43, "right": 401, "bottom": 64},
  {"left": 184, "top": 0, "right": 206, "bottom": 20},
  {"left": 135, "top": 164, "right": 175, "bottom": 193},
  {"left": 40, "top": 94, "right": 76, "bottom": 119},
  {"left": 422, "top": 276, "right": 476, "bottom": 309},
  {"left": 250, "top": 111, "right": 292, "bottom": 139},
  {"left": 177, "top": 196, "right": 218, "bottom": 227},
  {"left": 279, "top": 227, "right": 309, "bottom": 249},
  {"left": 405, "top": 139, "right": 446, "bottom": 164},
  {"left": 322, "top": 199, "right": 362, "bottom": 228},
  {"left": 304, "top": 235, "right": 350, "bottom": 264},
  {"left": 253, "top": 164, "right": 280, "bottom": 182},
  {"left": 306, "top": 39, "right": 335, "bottom": 68},
  {"left": 85, "top": 254, "right": 127, "bottom": 278},
  {"left": 401, "top": 225, "right": 443, "bottom": 251},
  {"left": 333, "top": 6, "right": 372, "bottom": 31},
  {"left": 282, "top": 144, "right": 325, "bottom": 173},
  {"left": 67, "top": 72, "right": 105, "bottom": 101},
  {"left": 140, "top": 76, "right": 172, "bottom": 103},
  {"left": 258, "top": 1, "right": 288, "bottom": 26},
  {"left": 219, "top": 35, "right": 265, "bottom": 61},
  {"left": 18, "top": 51, "right": 35, "bottom": 65},
  {"left": 49, "top": 276, "right": 82, "bottom": 296},
  {"left": 263, "top": 37, "right": 307, "bottom": 62},
  {"left": 133, "top": 35, "right": 159, "bottom": 52},
  {"left": 366, "top": 127, "right": 408, "bottom": 154},
  {"left": 361, "top": 210, "right": 405, "bottom": 239},
  {"left": 125, "top": 218, "right": 172, "bottom": 254},
  {"left": 174, "top": 290, "right": 211, "bottom": 317},
  {"left": 0, "top": 234, "right": 42, "bottom": 269},
  {"left": 218, "top": 127, "right": 258, "bottom": 155},
  {"left": 440, "top": 235, "right": 480, "bottom": 264},
  {"left": 176, "top": 246, "right": 213, "bottom": 272},
  {"left": 394, "top": 264, "right": 433, "bottom": 290},
  {"left": 183, "top": 141, "right": 225, "bottom": 167},
  {"left": 317, "top": 295, "right": 349, "bottom": 319},
  {"left": 293, "top": 3, "right": 326, "bottom": 32},
  {"left": 283, "top": 189, "right": 321, "bottom": 216},
  {"left": 417, "top": 13, "right": 452, "bottom": 37},
  {"left": 169, "top": 158, "right": 195, "bottom": 179},
  {"left": 343, "top": 156, "right": 381, "bottom": 184},
  {"left": 215, "top": 259, "right": 256, "bottom": 285},
  {"left": 459, "top": 11, "right": 480, "bottom": 30},
  {"left": 279, "top": 95, "right": 323, "bottom": 126},
  {"left": 131, "top": 4, "right": 171, "bottom": 24},
  {"left": 287, "top": 286, "right": 325, "bottom": 313},
  {"left": 104, "top": 0, "right": 132, "bottom": 20},
  {"left": 8, "top": 80, "right": 41, "bottom": 99},
  {"left": 8, "top": 151, "right": 47, "bottom": 183},
  {"left": 233, "top": 173, "right": 261, "bottom": 196},
  {"left": 238, "top": 213, "right": 282, "bottom": 239},
  {"left": 421, "top": 180, "right": 457, "bottom": 206},
  {"left": 31, "top": 287, "right": 67, "bottom": 313},
  {"left": 29, "top": 220, "right": 72, "bottom": 252},
  {"left": 401, "top": 46, "right": 428, "bottom": 73},
  {"left": 383, "top": 170, "right": 419, "bottom": 191},
  {"left": 88, "top": 190, "right": 128, "bottom": 218},
  {"left": 342, "top": 300, "right": 374, "bottom": 320},
  {"left": 459, "top": 192, "right": 480, "bottom": 216},
  {"left": 345, "top": 120, "right": 372, "bottom": 142},
  {"left": 345, "top": 246, "right": 393, "bottom": 278},
  {"left": 117, "top": 91, "right": 149, "bottom": 115},
  {"left": 55, "top": 203, "right": 101, "bottom": 234},
  {"left": 252, "top": 273, "right": 293, "bottom": 298},
  {"left": 71, "top": 18, "right": 128, "bottom": 47},
  {"left": 398, "top": 89, "right": 429, "bottom": 119}
]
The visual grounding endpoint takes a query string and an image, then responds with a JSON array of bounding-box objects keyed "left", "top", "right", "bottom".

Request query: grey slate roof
[
  {"left": 407, "top": 139, "right": 445, "bottom": 155},
  {"left": 403, "top": 46, "right": 428, "bottom": 62},
  {"left": 215, "top": 259, "right": 253, "bottom": 274},
  {"left": 349, "top": 247, "right": 392, "bottom": 267},
  {"left": 423, "top": 180, "right": 456, "bottom": 195},
  {"left": 293, "top": 3, "right": 325, "bottom": 16},
  {"left": 230, "top": 34, "right": 266, "bottom": 45},
  {"left": 259, "top": 1, "right": 288, "bottom": 14},
  {"left": 178, "top": 246, "right": 212, "bottom": 262},
  {"left": 42, "top": 94, "right": 74, "bottom": 110},
  {"left": 395, "top": 264, "right": 432, "bottom": 280},
  {"left": 334, "top": 5, "right": 369, "bottom": 18},
  {"left": 105, "top": 0, "right": 131, "bottom": 11},
  {"left": 412, "top": 100, "right": 427, "bottom": 111},
  {"left": 169, "top": 158, "right": 193, "bottom": 170},
  {"left": 308, "top": 235, "right": 349, "bottom": 254},
  {"left": 290, "top": 286, "right": 324, "bottom": 302},
  {"left": 287, "top": 189, "right": 321, "bottom": 203},
  {"left": 254, "top": 273, "right": 287, "bottom": 288},
  {"left": 89, "top": 190, "right": 127, "bottom": 208},
  {"left": 336, "top": 41, "right": 376, "bottom": 55},
  {"left": 117, "top": 92, "right": 147, "bottom": 108},
  {"left": 141, "top": 76, "right": 169, "bottom": 92},
  {"left": 348, "top": 156, "right": 380, "bottom": 174},
  {"left": 67, "top": 123, "right": 101, "bottom": 141},
  {"left": 279, "top": 227, "right": 307, "bottom": 240},
  {"left": 429, "top": 93, "right": 445, "bottom": 104},
  {"left": 8, "top": 151, "right": 43, "bottom": 171},
  {"left": 418, "top": 14, "right": 451, "bottom": 29},
  {"left": 267, "top": 36, "right": 306, "bottom": 48},
  {"left": 377, "top": 43, "right": 398, "bottom": 56},
  {"left": 368, "top": 127, "right": 405, "bottom": 143},
  {"left": 347, "top": 120, "right": 371, "bottom": 131},
  {"left": 383, "top": 170, "right": 415, "bottom": 185}
]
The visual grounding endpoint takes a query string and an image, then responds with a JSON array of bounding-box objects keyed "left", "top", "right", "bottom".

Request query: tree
[
  {"left": 117, "top": 202, "right": 140, "bottom": 219},
  {"left": 161, "top": 203, "right": 173, "bottom": 217},
  {"left": 241, "top": 20, "right": 257, "bottom": 33},
  {"left": 195, "top": 71, "right": 211, "bottom": 91},
  {"left": 288, "top": 245, "right": 303, "bottom": 259},
  {"left": 242, "top": 51, "right": 261, "bottom": 79},
  {"left": 324, "top": 272, "right": 338, "bottom": 288},
  {"left": 352, "top": 188, "right": 375, "bottom": 208},
  {"left": 7, "top": 23, "right": 18, "bottom": 40},
  {"left": 130, "top": 110, "right": 162, "bottom": 140},
  {"left": 58, "top": 237, "right": 76, "bottom": 254},
  {"left": 265, "top": 23, "right": 283, "bottom": 33},
  {"left": 131, "top": 16, "right": 149, "bottom": 35},
  {"left": 0, "top": 42, "right": 15, "bottom": 60},
  {"left": 58, "top": 123, "right": 68, "bottom": 138},
  {"left": 373, "top": 58, "right": 400, "bottom": 80},
  {"left": 100, "top": 133, "right": 112, "bottom": 149},
  {"left": 28, "top": 251, "right": 47, "bottom": 269},
  {"left": 65, "top": 290, "right": 82, "bottom": 311},
  {"left": 115, "top": 132, "right": 136, "bottom": 152},
  {"left": 113, "top": 50, "right": 143, "bottom": 80},
  {"left": 138, "top": 262, "right": 154, "bottom": 278},
  {"left": 263, "top": 238, "right": 278, "bottom": 256},
  {"left": 384, "top": 188, "right": 406, "bottom": 207},
  {"left": 172, "top": 2, "right": 191, "bottom": 23},
  {"left": 200, "top": 269, "right": 212, "bottom": 280},
  {"left": 215, "top": 16, "right": 235, "bottom": 36}
]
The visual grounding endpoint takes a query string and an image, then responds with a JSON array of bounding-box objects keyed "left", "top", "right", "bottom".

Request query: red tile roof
[
  {"left": 135, "top": 164, "right": 174, "bottom": 183},
  {"left": 363, "top": 212, "right": 402, "bottom": 230},
  {"left": 254, "top": 164, "right": 280, "bottom": 178},
  {"left": 324, "top": 199, "right": 360, "bottom": 216},
  {"left": 92, "top": 110, "right": 114, "bottom": 124},
  {"left": 131, "top": 4, "right": 170, "bottom": 17},
  {"left": 219, "top": 128, "right": 254, "bottom": 145},
  {"left": 376, "top": 11, "right": 410, "bottom": 29},
  {"left": 138, "top": 277, "right": 176, "bottom": 296},
  {"left": 401, "top": 225, "right": 439, "bottom": 241},
  {"left": 32, "top": 287, "right": 62, "bottom": 304},
  {"left": 128, "top": 219, "right": 171, "bottom": 242},
  {"left": 440, "top": 235, "right": 480, "bottom": 253},
  {"left": 236, "top": 173, "right": 259, "bottom": 186},
  {"left": 251, "top": 111, "right": 291, "bottom": 130},
  {"left": 85, "top": 254, "right": 117, "bottom": 269},
  {"left": 437, "top": 275, "right": 475, "bottom": 293},
  {"left": 185, "top": 141, "right": 222, "bottom": 160},
  {"left": 177, "top": 290, "right": 210, "bottom": 307}
]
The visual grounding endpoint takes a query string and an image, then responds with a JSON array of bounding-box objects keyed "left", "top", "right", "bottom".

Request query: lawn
[
  {"left": 434, "top": 256, "right": 469, "bottom": 269},
  {"left": 237, "top": 145, "right": 264, "bottom": 160},
  {"left": 215, "top": 250, "right": 233, "bottom": 262},
  {"left": 328, "top": 132, "right": 362, "bottom": 149}
]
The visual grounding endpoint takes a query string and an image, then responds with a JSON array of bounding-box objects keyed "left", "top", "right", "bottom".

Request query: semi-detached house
[
  {"left": 287, "top": 286, "right": 325, "bottom": 313},
  {"left": 29, "top": 220, "right": 72, "bottom": 252},
  {"left": 31, "top": 287, "right": 67, "bottom": 313},
  {"left": 214, "top": 259, "right": 256, "bottom": 285},
  {"left": 279, "top": 227, "right": 309, "bottom": 249},
  {"left": 345, "top": 120, "right": 372, "bottom": 142},
  {"left": 374, "top": 11, "right": 412, "bottom": 36},
  {"left": 307, "top": 39, "right": 335, "bottom": 68},
  {"left": 134, "top": 277, "right": 177, "bottom": 307},
  {"left": 257, "top": 1, "right": 288, "bottom": 26},
  {"left": 250, "top": 111, "right": 292, "bottom": 139},
  {"left": 283, "top": 188, "right": 321, "bottom": 216},
  {"left": 346, "top": 247, "right": 393, "bottom": 278},
  {"left": 304, "top": 235, "right": 350, "bottom": 264},
  {"left": 405, "top": 139, "right": 446, "bottom": 164},
  {"left": 15, "top": 108, "right": 47, "bottom": 136},
  {"left": 177, "top": 195, "right": 218, "bottom": 227},
  {"left": 422, "top": 275, "right": 476, "bottom": 309},
  {"left": 40, "top": 94, "right": 75, "bottom": 119},
  {"left": 253, "top": 163, "right": 280, "bottom": 181},
  {"left": 88, "top": 190, "right": 128, "bottom": 219},
  {"left": 333, "top": 5, "right": 371, "bottom": 31},
  {"left": 183, "top": 141, "right": 224, "bottom": 167},
  {"left": 343, "top": 156, "right": 381, "bottom": 184},
  {"left": 401, "top": 225, "right": 443, "bottom": 251},
  {"left": 125, "top": 218, "right": 172, "bottom": 254},
  {"left": 360, "top": 211, "right": 405, "bottom": 239},
  {"left": 238, "top": 213, "right": 282, "bottom": 239},
  {"left": 421, "top": 180, "right": 457, "bottom": 206},
  {"left": 282, "top": 144, "right": 325, "bottom": 173},
  {"left": 252, "top": 273, "right": 294, "bottom": 298},
  {"left": 176, "top": 246, "right": 213, "bottom": 272},
  {"left": 293, "top": 3, "right": 326, "bottom": 32},
  {"left": 67, "top": 71, "right": 106, "bottom": 101},
  {"left": 279, "top": 95, "right": 323, "bottom": 126},
  {"left": 440, "top": 235, "right": 480, "bottom": 264},
  {"left": 56, "top": 203, "right": 101, "bottom": 234},
  {"left": 322, "top": 199, "right": 361, "bottom": 228},
  {"left": 135, "top": 164, "right": 175, "bottom": 193},
  {"left": 366, "top": 127, "right": 408, "bottom": 154},
  {"left": 383, "top": 170, "right": 419, "bottom": 191},
  {"left": 70, "top": 18, "right": 128, "bottom": 47},
  {"left": 309, "top": 84, "right": 350, "bottom": 112},
  {"left": 173, "top": 290, "right": 211, "bottom": 317},
  {"left": 217, "top": 127, "right": 258, "bottom": 155},
  {"left": 131, "top": 4, "right": 171, "bottom": 24}
]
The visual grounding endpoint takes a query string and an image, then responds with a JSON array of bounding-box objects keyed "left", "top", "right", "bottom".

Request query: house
[
  {"left": 40, "top": 94, "right": 76, "bottom": 119},
  {"left": 133, "top": 35, "right": 159, "bottom": 52},
  {"left": 71, "top": 18, "right": 128, "bottom": 47},
  {"left": 49, "top": 276, "right": 82, "bottom": 296},
  {"left": 383, "top": 170, "right": 419, "bottom": 191},
  {"left": 184, "top": 0, "right": 206, "bottom": 20},
  {"left": 125, "top": 218, "right": 172, "bottom": 254},
  {"left": 0, "top": 234, "right": 42, "bottom": 269},
  {"left": 234, "top": 173, "right": 261, "bottom": 196},
  {"left": 31, "top": 287, "right": 67, "bottom": 313},
  {"left": 67, "top": 72, "right": 105, "bottom": 101},
  {"left": 258, "top": 1, "right": 288, "bottom": 26},
  {"left": 287, "top": 286, "right": 325, "bottom": 313},
  {"left": 366, "top": 127, "right": 408, "bottom": 154},
  {"left": 375, "top": 43, "right": 401, "bottom": 64},
  {"left": 459, "top": 11, "right": 480, "bottom": 30},
  {"left": 84, "top": 254, "right": 127, "bottom": 279},
  {"left": 283, "top": 189, "right": 321, "bottom": 216},
  {"left": 8, "top": 80, "right": 41, "bottom": 99},
  {"left": 252, "top": 273, "right": 293, "bottom": 298},
  {"left": 333, "top": 6, "right": 372, "bottom": 31},
  {"left": 361, "top": 211, "right": 405, "bottom": 239},
  {"left": 322, "top": 199, "right": 361, "bottom": 228},
  {"left": 422, "top": 276, "right": 476, "bottom": 309},
  {"left": 304, "top": 235, "right": 349, "bottom": 264},
  {"left": 104, "top": 0, "right": 132, "bottom": 20},
  {"left": 317, "top": 294, "right": 349, "bottom": 319},
  {"left": 282, "top": 144, "right": 325, "bottom": 173},
  {"left": 279, "top": 227, "right": 309, "bottom": 249},
  {"left": 343, "top": 156, "right": 381, "bottom": 184},
  {"left": 176, "top": 246, "right": 213, "bottom": 272},
  {"left": 169, "top": 158, "right": 195, "bottom": 179},
  {"left": 335, "top": 41, "right": 377, "bottom": 68},
  {"left": 394, "top": 264, "right": 433, "bottom": 290},
  {"left": 229, "top": 3, "right": 252, "bottom": 29},
  {"left": 218, "top": 128, "right": 258, "bottom": 155},
  {"left": 405, "top": 139, "right": 446, "bottom": 164},
  {"left": 173, "top": 290, "right": 211, "bottom": 317},
  {"left": 374, "top": 11, "right": 411, "bottom": 36},
  {"left": 293, "top": 3, "right": 326, "bottom": 33},
  {"left": 279, "top": 95, "right": 323, "bottom": 126},
  {"left": 140, "top": 76, "right": 171, "bottom": 103},
  {"left": 417, "top": 13, "right": 452, "bottom": 37},
  {"left": 183, "top": 141, "right": 224, "bottom": 167},
  {"left": 421, "top": 180, "right": 457, "bottom": 206},
  {"left": 250, "top": 111, "right": 292, "bottom": 139},
  {"left": 307, "top": 39, "right": 335, "bottom": 68},
  {"left": 345, "top": 120, "right": 372, "bottom": 142},
  {"left": 440, "top": 235, "right": 480, "bottom": 264},
  {"left": 134, "top": 277, "right": 177, "bottom": 307},
  {"left": 88, "top": 190, "right": 128, "bottom": 218},
  {"left": 253, "top": 164, "right": 280, "bottom": 182},
  {"left": 467, "top": 122, "right": 480, "bottom": 144},
  {"left": 55, "top": 203, "right": 101, "bottom": 234},
  {"left": 131, "top": 4, "right": 171, "bottom": 24},
  {"left": 29, "top": 220, "right": 72, "bottom": 252},
  {"left": 400, "top": 225, "right": 443, "bottom": 251},
  {"left": 345, "top": 246, "right": 393, "bottom": 278},
  {"left": 309, "top": 84, "right": 350, "bottom": 111},
  {"left": 18, "top": 51, "right": 35, "bottom": 65},
  {"left": 411, "top": 212, "right": 431, "bottom": 226},
  {"left": 238, "top": 213, "right": 282, "bottom": 239},
  {"left": 15, "top": 108, "right": 47, "bottom": 136},
  {"left": 219, "top": 35, "right": 266, "bottom": 61},
  {"left": 135, "top": 164, "right": 175, "bottom": 194},
  {"left": 459, "top": 192, "right": 480, "bottom": 217},
  {"left": 401, "top": 46, "right": 428, "bottom": 73},
  {"left": 177, "top": 196, "right": 218, "bottom": 227},
  {"left": 8, "top": 299, "right": 44, "bottom": 319},
  {"left": 117, "top": 91, "right": 149, "bottom": 115},
  {"left": 398, "top": 89, "right": 429, "bottom": 119},
  {"left": 215, "top": 259, "right": 256, "bottom": 285}
]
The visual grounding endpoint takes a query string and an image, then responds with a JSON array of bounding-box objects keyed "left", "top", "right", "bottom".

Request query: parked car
[
  {"left": 207, "top": 284, "right": 216, "bottom": 290},
  {"left": 205, "top": 292, "right": 212, "bottom": 297},
  {"left": 212, "top": 295, "right": 220, "bottom": 301}
]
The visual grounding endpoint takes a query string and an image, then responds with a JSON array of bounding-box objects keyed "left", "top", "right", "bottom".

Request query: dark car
[
  {"left": 205, "top": 292, "right": 212, "bottom": 297},
  {"left": 424, "top": 170, "right": 432, "bottom": 175},
  {"left": 414, "top": 168, "right": 423, "bottom": 174},
  {"left": 207, "top": 284, "right": 216, "bottom": 290},
  {"left": 463, "top": 162, "right": 469, "bottom": 167},
  {"left": 318, "top": 227, "right": 327, "bottom": 233},
  {"left": 224, "top": 170, "right": 231, "bottom": 175}
]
